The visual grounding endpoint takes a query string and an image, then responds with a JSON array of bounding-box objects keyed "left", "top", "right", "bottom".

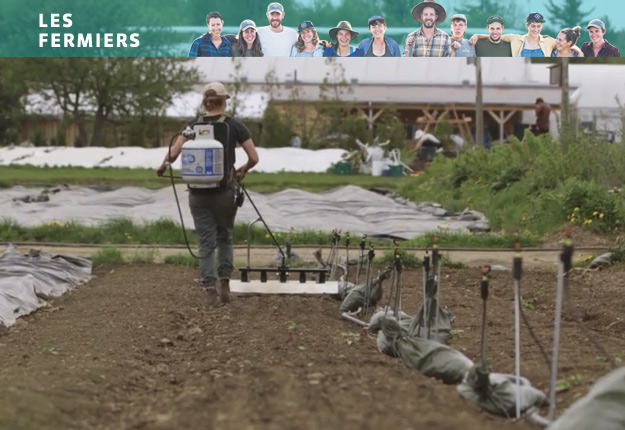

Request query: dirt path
[{"left": 1, "top": 264, "right": 623, "bottom": 430}]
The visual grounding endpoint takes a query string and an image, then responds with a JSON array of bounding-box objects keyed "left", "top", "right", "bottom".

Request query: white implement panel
[{"left": 230, "top": 280, "right": 339, "bottom": 295}]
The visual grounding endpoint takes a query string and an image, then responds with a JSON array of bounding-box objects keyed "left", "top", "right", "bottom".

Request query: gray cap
[
  {"left": 450, "top": 13, "right": 467, "bottom": 24},
  {"left": 587, "top": 19, "right": 605, "bottom": 30},
  {"left": 240, "top": 19, "right": 257, "bottom": 32},
  {"left": 267, "top": 2, "right": 284, "bottom": 14}
]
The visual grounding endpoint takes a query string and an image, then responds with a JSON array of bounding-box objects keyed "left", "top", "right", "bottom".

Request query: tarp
[
  {"left": 547, "top": 366, "right": 625, "bottom": 430},
  {"left": 0, "top": 145, "right": 346, "bottom": 173},
  {"left": 2, "top": 185, "right": 481, "bottom": 239},
  {"left": 0, "top": 245, "right": 92, "bottom": 326}
]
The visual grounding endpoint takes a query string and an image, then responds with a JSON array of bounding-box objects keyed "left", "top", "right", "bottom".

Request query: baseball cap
[
  {"left": 526, "top": 12, "right": 545, "bottom": 23},
  {"left": 368, "top": 15, "right": 385, "bottom": 26},
  {"left": 240, "top": 19, "right": 257, "bottom": 32},
  {"left": 298, "top": 21, "right": 315, "bottom": 32},
  {"left": 450, "top": 14, "right": 467, "bottom": 24},
  {"left": 267, "top": 2, "right": 284, "bottom": 14},
  {"left": 203, "top": 82, "right": 230, "bottom": 99},
  {"left": 587, "top": 19, "right": 605, "bottom": 30},
  {"left": 487, "top": 15, "right": 504, "bottom": 25}
]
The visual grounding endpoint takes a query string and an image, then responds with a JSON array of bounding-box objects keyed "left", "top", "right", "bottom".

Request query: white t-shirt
[{"left": 257, "top": 26, "right": 298, "bottom": 57}]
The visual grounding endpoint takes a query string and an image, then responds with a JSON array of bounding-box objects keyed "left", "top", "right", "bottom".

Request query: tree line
[{"left": 0, "top": 59, "right": 198, "bottom": 147}]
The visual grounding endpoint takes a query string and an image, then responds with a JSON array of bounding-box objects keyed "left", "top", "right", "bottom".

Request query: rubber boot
[{"left": 219, "top": 278, "right": 231, "bottom": 304}]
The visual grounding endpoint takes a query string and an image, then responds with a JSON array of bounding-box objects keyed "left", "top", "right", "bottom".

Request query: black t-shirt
[
  {"left": 475, "top": 39, "right": 512, "bottom": 57},
  {"left": 182, "top": 115, "right": 251, "bottom": 186}
]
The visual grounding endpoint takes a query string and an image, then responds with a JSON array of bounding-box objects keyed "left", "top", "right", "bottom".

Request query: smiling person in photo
[
  {"left": 231, "top": 19, "right": 264, "bottom": 57},
  {"left": 290, "top": 21, "right": 324, "bottom": 57},
  {"left": 581, "top": 19, "right": 621, "bottom": 57},
  {"left": 323, "top": 21, "right": 364, "bottom": 57},
  {"left": 188, "top": 12, "right": 231, "bottom": 57},
  {"left": 357, "top": 16, "right": 401, "bottom": 57}
]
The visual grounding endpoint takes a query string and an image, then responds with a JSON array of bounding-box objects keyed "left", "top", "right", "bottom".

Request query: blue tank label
[{"left": 181, "top": 148, "right": 224, "bottom": 178}]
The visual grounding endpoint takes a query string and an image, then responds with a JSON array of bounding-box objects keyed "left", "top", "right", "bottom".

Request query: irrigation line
[
  {"left": 3, "top": 242, "right": 614, "bottom": 253},
  {"left": 518, "top": 300, "right": 552, "bottom": 369},
  {"left": 563, "top": 283, "right": 614, "bottom": 368}
]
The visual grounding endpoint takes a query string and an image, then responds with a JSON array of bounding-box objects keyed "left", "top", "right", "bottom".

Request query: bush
[
  {"left": 375, "top": 249, "right": 421, "bottom": 269},
  {"left": 561, "top": 178, "right": 624, "bottom": 233},
  {"left": 260, "top": 104, "right": 293, "bottom": 148},
  {"left": 401, "top": 133, "right": 625, "bottom": 235}
]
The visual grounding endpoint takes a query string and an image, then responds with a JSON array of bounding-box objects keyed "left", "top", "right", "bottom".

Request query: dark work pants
[{"left": 188, "top": 186, "right": 237, "bottom": 284}]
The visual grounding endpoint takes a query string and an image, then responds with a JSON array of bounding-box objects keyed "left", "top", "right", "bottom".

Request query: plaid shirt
[
  {"left": 188, "top": 33, "right": 231, "bottom": 57},
  {"left": 581, "top": 40, "right": 621, "bottom": 57},
  {"left": 403, "top": 27, "right": 452, "bottom": 57}
]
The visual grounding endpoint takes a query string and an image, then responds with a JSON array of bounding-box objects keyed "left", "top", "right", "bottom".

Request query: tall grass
[
  {"left": 402, "top": 133, "right": 625, "bottom": 235},
  {"left": 0, "top": 217, "right": 543, "bottom": 248},
  {"left": 91, "top": 247, "right": 125, "bottom": 265}
]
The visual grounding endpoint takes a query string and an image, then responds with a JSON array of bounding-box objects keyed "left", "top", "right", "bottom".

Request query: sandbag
[
  {"left": 380, "top": 317, "right": 473, "bottom": 384},
  {"left": 368, "top": 308, "right": 413, "bottom": 356},
  {"left": 340, "top": 268, "right": 391, "bottom": 313},
  {"left": 409, "top": 277, "right": 454, "bottom": 341},
  {"left": 547, "top": 366, "right": 625, "bottom": 430},
  {"left": 458, "top": 364, "right": 548, "bottom": 417}
]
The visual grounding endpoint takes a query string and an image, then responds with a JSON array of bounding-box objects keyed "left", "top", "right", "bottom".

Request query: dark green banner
[{"left": 0, "top": 0, "right": 623, "bottom": 57}]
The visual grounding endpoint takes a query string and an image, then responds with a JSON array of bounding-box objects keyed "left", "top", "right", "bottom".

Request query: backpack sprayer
[{"left": 162, "top": 118, "right": 335, "bottom": 295}]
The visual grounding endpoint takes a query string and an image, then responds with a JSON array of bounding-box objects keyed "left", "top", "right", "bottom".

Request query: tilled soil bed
[{"left": 1, "top": 264, "right": 624, "bottom": 430}]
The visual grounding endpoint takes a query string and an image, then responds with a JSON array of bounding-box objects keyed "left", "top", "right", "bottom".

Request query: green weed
[
  {"left": 163, "top": 253, "right": 199, "bottom": 267},
  {"left": 91, "top": 247, "right": 125, "bottom": 265},
  {"left": 375, "top": 249, "right": 421, "bottom": 269},
  {"left": 127, "top": 248, "right": 158, "bottom": 264}
]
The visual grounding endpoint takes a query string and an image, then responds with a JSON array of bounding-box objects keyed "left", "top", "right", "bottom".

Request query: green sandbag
[
  {"left": 380, "top": 317, "right": 473, "bottom": 384},
  {"left": 458, "top": 364, "right": 548, "bottom": 417},
  {"left": 369, "top": 308, "right": 413, "bottom": 356},
  {"left": 340, "top": 268, "right": 391, "bottom": 313}
]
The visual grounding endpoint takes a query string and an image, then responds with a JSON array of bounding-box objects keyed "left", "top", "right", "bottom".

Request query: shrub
[{"left": 561, "top": 178, "right": 624, "bottom": 233}]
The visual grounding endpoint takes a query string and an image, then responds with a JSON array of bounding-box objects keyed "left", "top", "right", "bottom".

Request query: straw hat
[{"left": 411, "top": 0, "right": 447, "bottom": 25}]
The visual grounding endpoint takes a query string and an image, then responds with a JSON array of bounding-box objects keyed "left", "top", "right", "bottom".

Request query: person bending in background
[
  {"left": 156, "top": 82, "right": 259, "bottom": 305},
  {"left": 551, "top": 27, "right": 584, "bottom": 57},
  {"left": 188, "top": 12, "right": 231, "bottom": 57},
  {"left": 231, "top": 20, "right": 264, "bottom": 57},
  {"left": 531, "top": 98, "right": 551, "bottom": 136}
]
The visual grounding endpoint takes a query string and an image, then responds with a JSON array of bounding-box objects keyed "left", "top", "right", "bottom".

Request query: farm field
[{"left": 1, "top": 263, "right": 623, "bottom": 430}]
